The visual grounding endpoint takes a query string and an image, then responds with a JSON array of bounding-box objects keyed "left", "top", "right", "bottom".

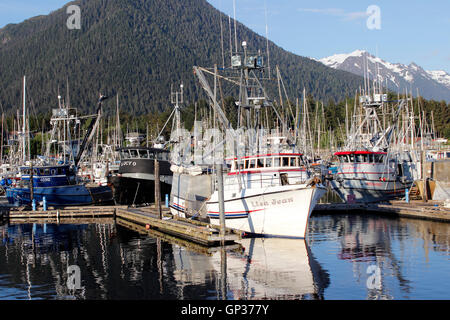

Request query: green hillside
[{"left": 0, "top": 0, "right": 363, "bottom": 116}]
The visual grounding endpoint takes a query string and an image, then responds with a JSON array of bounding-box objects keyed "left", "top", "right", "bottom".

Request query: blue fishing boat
[
  {"left": 4, "top": 93, "right": 113, "bottom": 208},
  {"left": 5, "top": 164, "right": 113, "bottom": 207}
]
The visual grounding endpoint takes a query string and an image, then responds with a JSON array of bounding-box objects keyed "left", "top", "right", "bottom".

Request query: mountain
[
  {"left": 318, "top": 50, "right": 450, "bottom": 102},
  {"left": 0, "top": 0, "right": 364, "bottom": 116}
]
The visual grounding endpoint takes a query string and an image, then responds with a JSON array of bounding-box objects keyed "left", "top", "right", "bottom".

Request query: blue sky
[
  {"left": 208, "top": 0, "right": 450, "bottom": 72},
  {"left": 0, "top": 0, "right": 449, "bottom": 72}
]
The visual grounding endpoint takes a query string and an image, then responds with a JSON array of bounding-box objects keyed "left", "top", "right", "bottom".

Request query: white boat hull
[{"left": 207, "top": 184, "right": 326, "bottom": 238}]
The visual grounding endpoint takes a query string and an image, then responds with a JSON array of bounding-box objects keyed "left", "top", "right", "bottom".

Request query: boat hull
[
  {"left": 169, "top": 172, "right": 213, "bottom": 218},
  {"left": 207, "top": 184, "right": 327, "bottom": 238},
  {"left": 109, "top": 175, "right": 171, "bottom": 205},
  {"left": 6, "top": 184, "right": 113, "bottom": 207},
  {"left": 329, "top": 179, "right": 412, "bottom": 203}
]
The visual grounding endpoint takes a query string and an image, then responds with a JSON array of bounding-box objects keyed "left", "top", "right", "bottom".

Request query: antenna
[
  {"left": 264, "top": 1, "right": 271, "bottom": 79},
  {"left": 233, "top": 0, "right": 238, "bottom": 54},
  {"left": 219, "top": 1, "right": 225, "bottom": 69},
  {"left": 228, "top": 15, "right": 233, "bottom": 66}
]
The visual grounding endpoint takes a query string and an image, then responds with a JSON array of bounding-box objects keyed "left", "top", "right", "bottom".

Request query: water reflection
[
  {"left": 210, "top": 238, "right": 330, "bottom": 300},
  {"left": 0, "top": 221, "right": 329, "bottom": 300},
  {"left": 308, "top": 213, "right": 450, "bottom": 299},
  {"left": 1, "top": 213, "right": 449, "bottom": 300}
]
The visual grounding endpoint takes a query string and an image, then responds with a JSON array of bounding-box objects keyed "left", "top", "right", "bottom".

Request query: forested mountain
[{"left": 0, "top": 0, "right": 364, "bottom": 116}]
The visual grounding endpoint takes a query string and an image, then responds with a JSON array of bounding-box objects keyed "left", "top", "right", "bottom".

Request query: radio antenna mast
[{"left": 265, "top": 1, "right": 271, "bottom": 79}]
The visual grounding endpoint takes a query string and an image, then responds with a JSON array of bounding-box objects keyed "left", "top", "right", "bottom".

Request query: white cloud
[{"left": 297, "top": 7, "right": 367, "bottom": 21}]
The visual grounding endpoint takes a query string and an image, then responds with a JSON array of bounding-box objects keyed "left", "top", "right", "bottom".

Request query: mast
[{"left": 22, "top": 75, "right": 26, "bottom": 163}]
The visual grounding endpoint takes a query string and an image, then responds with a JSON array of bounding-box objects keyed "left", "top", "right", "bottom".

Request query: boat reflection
[
  {"left": 211, "top": 238, "right": 330, "bottom": 300},
  {"left": 308, "top": 213, "right": 450, "bottom": 299}
]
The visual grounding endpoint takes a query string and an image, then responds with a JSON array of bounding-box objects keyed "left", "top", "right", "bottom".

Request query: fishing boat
[
  {"left": 5, "top": 163, "right": 113, "bottom": 206},
  {"left": 169, "top": 38, "right": 326, "bottom": 238},
  {"left": 109, "top": 144, "right": 172, "bottom": 205},
  {"left": 329, "top": 90, "right": 416, "bottom": 203},
  {"left": 5, "top": 91, "right": 113, "bottom": 207},
  {"left": 206, "top": 152, "right": 326, "bottom": 238}
]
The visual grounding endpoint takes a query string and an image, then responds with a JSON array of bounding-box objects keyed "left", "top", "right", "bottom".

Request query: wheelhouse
[
  {"left": 229, "top": 153, "right": 305, "bottom": 172},
  {"left": 335, "top": 151, "right": 387, "bottom": 164},
  {"left": 119, "top": 147, "right": 170, "bottom": 161},
  {"left": 20, "top": 165, "right": 73, "bottom": 177}
]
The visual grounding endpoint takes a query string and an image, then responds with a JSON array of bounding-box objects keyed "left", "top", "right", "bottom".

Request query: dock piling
[
  {"left": 155, "top": 159, "right": 162, "bottom": 219},
  {"left": 216, "top": 163, "right": 226, "bottom": 243}
]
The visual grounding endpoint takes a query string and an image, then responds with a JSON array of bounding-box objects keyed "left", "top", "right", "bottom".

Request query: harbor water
[{"left": 0, "top": 213, "right": 449, "bottom": 300}]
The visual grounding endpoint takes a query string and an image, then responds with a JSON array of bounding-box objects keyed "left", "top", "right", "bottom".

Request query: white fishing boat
[
  {"left": 169, "top": 35, "right": 327, "bottom": 238},
  {"left": 206, "top": 152, "right": 326, "bottom": 238},
  {"left": 330, "top": 90, "right": 417, "bottom": 203}
]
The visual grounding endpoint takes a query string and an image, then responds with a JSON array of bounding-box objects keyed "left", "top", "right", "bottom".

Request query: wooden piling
[
  {"left": 216, "top": 163, "right": 226, "bottom": 243},
  {"left": 422, "top": 150, "right": 428, "bottom": 202},
  {"left": 155, "top": 158, "right": 162, "bottom": 219},
  {"left": 30, "top": 162, "right": 34, "bottom": 203}
]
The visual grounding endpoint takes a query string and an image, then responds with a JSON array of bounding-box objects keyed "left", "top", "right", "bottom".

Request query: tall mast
[{"left": 22, "top": 75, "right": 26, "bottom": 163}]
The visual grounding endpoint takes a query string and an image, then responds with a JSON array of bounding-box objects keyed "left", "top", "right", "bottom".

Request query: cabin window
[
  {"left": 44, "top": 169, "right": 50, "bottom": 175},
  {"left": 274, "top": 157, "right": 281, "bottom": 167},
  {"left": 244, "top": 160, "right": 249, "bottom": 169},
  {"left": 58, "top": 168, "right": 63, "bottom": 175},
  {"left": 349, "top": 154, "right": 354, "bottom": 163},
  {"left": 121, "top": 150, "right": 130, "bottom": 159},
  {"left": 257, "top": 159, "right": 264, "bottom": 168},
  {"left": 355, "top": 154, "right": 363, "bottom": 163},
  {"left": 265, "top": 158, "right": 272, "bottom": 167},
  {"left": 249, "top": 159, "right": 256, "bottom": 169},
  {"left": 368, "top": 154, "right": 374, "bottom": 163},
  {"left": 130, "top": 149, "right": 139, "bottom": 158},
  {"left": 362, "top": 154, "right": 368, "bottom": 163},
  {"left": 139, "top": 150, "right": 149, "bottom": 158},
  {"left": 290, "top": 157, "right": 296, "bottom": 167},
  {"left": 282, "top": 157, "right": 289, "bottom": 167},
  {"left": 51, "top": 169, "right": 56, "bottom": 175}
]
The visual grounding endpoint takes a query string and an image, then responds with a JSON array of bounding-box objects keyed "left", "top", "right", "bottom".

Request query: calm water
[{"left": 0, "top": 213, "right": 449, "bottom": 300}]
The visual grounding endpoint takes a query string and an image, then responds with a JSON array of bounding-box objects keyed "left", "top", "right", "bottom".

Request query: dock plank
[{"left": 116, "top": 208, "right": 241, "bottom": 246}]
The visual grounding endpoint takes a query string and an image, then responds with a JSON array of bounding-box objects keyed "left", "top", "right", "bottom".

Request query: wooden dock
[
  {"left": 116, "top": 217, "right": 243, "bottom": 255},
  {"left": 0, "top": 199, "right": 241, "bottom": 246},
  {"left": 314, "top": 200, "right": 450, "bottom": 223},
  {"left": 116, "top": 206, "right": 241, "bottom": 246},
  {"left": 3, "top": 205, "right": 127, "bottom": 220}
]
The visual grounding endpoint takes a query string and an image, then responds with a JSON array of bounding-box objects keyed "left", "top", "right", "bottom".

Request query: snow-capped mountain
[{"left": 318, "top": 50, "right": 450, "bottom": 101}]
